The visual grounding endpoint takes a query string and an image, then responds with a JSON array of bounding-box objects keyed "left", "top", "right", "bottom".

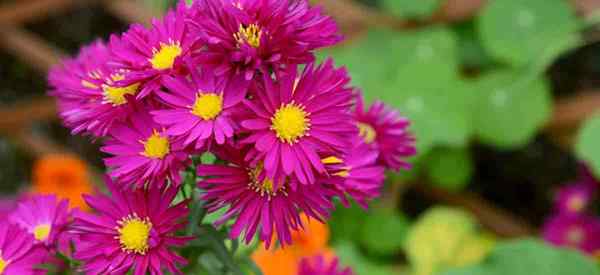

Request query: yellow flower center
[
  {"left": 150, "top": 41, "right": 182, "bottom": 70},
  {"left": 103, "top": 83, "right": 140, "bottom": 106},
  {"left": 248, "top": 164, "right": 286, "bottom": 199},
  {"left": 141, "top": 130, "right": 170, "bottom": 159},
  {"left": 234, "top": 24, "right": 262, "bottom": 48},
  {"left": 271, "top": 103, "right": 310, "bottom": 144},
  {"left": 357, "top": 122, "right": 376, "bottom": 144},
  {"left": 191, "top": 93, "right": 223, "bottom": 120},
  {"left": 117, "top": 215, "right": 152, "bottom": 255},
  {"left": 33, "top": 224, "right": 51, "bottom": 241},
  {"left": 0, "top": 255, "right": 7, "bottom": 275},
  {"left": 567, "top": 195, "right": 585, "bottom": 212}
]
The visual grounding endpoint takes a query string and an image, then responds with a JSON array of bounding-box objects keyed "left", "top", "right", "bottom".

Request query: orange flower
[
  {"left": 252, "top": 213, "right": 334, "bottom": 275},
  {"left": 32, "top": 154, "right": 93, "bottom": 210}
]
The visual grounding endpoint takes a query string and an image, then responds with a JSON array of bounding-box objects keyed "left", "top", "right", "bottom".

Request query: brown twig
[
  {"left": 0, "top": 26, "right": 67, "bottom": 73},
  {"left": 0, "top": 98, "right": 58, "bottom": 132},
  {"left": 103, "top": 0, "right": 159, "bottom": 25},
  {"left": 0, "top": 0, "right": 92, "bottom": 26}
]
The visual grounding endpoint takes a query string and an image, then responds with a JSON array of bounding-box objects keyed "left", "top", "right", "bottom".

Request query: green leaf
[
  {"left": 471, "top": 70, "right": 551, "bottom": 148},
  {"left": 359, "top": 208, "right": 410, "bottom": 255},
  {"left": 575, "top": 114, "right": 600, "bottom": 178},
  {"left": 381, "top": 0, "right": 442, "bottom": 19},
  {"left": 334, "top": 241, "right": 395, "bottom": 275},
  {"left": 478, "top": 0, "right": 580, "bottom": 67},
  {"left": 425, "top": 147, "right": 473, "bottom": 191},
  {"left": 328, "top": 203, "right": 365, "bottom": 242}
]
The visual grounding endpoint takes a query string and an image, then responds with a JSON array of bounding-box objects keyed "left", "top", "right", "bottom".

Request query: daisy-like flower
[
  {"left": 0, "top": 222, "right": 48, "bottom": 275},
  {"left": 320, "top": 143, "right": 385, "bottom": 208},
  {"left": 298, "top": 255, "right": 353, "bottom": 275},
  {"left": 197, "top": 145, "right": 338, "bottom": 248},
  {"left": 71, "top": 178, "right": 192, "bottom": 274},
  {"left": 151, "top": 66, "right": 239, "bottom": 150},
  {"left": 102, "top": 109, "right": 190, "bottom": 187},
  {"left": 48, "top": 41, "right": 142, "bottom": 137},
  {"left": 354, "top": 92, "right": 416, "bottom": 170},
  {"left": 190, "top": 0, "right": 342, "bottom": 90},
  {"left": 9, "top": 195, "right": 70, "bottom": 248},
  {"left": 542, "top": 214, "right": 600, "bottom": 254},
  {"left": 556, "top": 183, "right": 596, "bottom": 215},
  {"left": 240, "top": 60, "right": 355, "bottom": 186},
  {"left": 110, "top": 3, "right": 195, "bottom": 98}
]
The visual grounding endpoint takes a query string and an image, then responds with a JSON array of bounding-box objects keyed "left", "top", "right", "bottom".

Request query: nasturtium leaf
[
  {"left": 472, "top": 70, "right": 551, "bottom": 148},
  {"left": 381, "top": 0, "right": 443, "bottom": 19},
  {"left": 425, "top": 147, "right": 473, "bottom": 191},
  {"left": 359, "top": 208, "right": 410, "bottom": 255},
  {"left": 575, "top": 114, "right": 600, "bottom": 178},
  {"left": 334, "top": 241, "right": 395, "bottom": 275},
  {"left": 328, "top": 203, "right": 366, "bottom": 242},
  {"left": 478, "top": 0, "right": 580, "bottom": 67}
]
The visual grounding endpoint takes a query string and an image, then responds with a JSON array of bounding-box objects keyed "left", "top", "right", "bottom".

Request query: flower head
[
  {"left": 102, "top": 109, "right": 190, "bottom": 187},
  {"left": 9, "top": 195, "right": 70, "bottom": 249},
  {"left": 110, "top": 3, "right": 195, "bottom": 98},
  {"left": 32, "top": 154, "right": 92, "bottom": 210},
  {"left": 190, "top": 0, "right": 342, "bottom": 89},
  {"left": 151, "top": 66, "right": 240, "bottom": 150},
  {"left": 71, "top": 178, "right": 192, "bottom": 274},
  {"left": 241, "top": 60, "right": 355, "bottom": 186},
  {"left": 354, "top": 92, "right": 416, "bottom": 170},
  {"left": 542, "top": 214, "right": 600, "bottom": 254},
  {"left": 556, "top": 183, "right": 596, "bottom": 215},
  {"left": 197, "top": 145, "right": 338, "bottom": 248},
  {"left": 48, "top": 41, "right": 141, "bottom": 137},
  {"left": 0, "top": 222, "right": 48, "bottom": 275},
  {"left": 298, "top": 255, "right": 353, "bottom": 275}
]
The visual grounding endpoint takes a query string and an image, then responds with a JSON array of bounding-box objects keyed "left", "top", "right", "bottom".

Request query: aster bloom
[
  {"left": 0, "top": 222, "right": 48, "bottom": 275},
  {"left": 240, "top": 60, "right": 355, "bottom": 186},
  {"left": 190, "top": 0, "right": 342, "bottom": 90},
  {"left": 151, "top": 65, "right": 239, "bottom": 150},
  {"left": 33, "top": 154, "right": 92, "bottom": 210},
  {"left": 320, "top": 143, "right": 385, "bottom": 208},
  {"left": 297, "top": 255, "right": 353, "bottom": 275},
  {"left": 71, "top": 179, "right": 191, "bottom": 274},
  {"left": 197, "top": 146, "right": 338, "bottom": 248},
  {"left": 354, "top": 92, "right": 416, "bottom": 170},
  {"left": 542, "top": 214, "right": 600, "bottom": 254},
  {"left": 48, "top": 41, "right": 141, "bottom": 137},
  {"left": 556, "top": 182, "right": 596, "bottom": 215},
  {"left": 102, "top": 109, "right": 190, "bottom": 187},
  {"left": 110, "top": 3, "right": 195, "bottom": 98},
  {"left": 9, "top": 195, "right": 70, "bottom": 249}
]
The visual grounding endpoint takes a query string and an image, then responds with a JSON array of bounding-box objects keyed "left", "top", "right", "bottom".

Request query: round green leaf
[
  {"left": 425, "top": 147, "right": 473, "bottom": 191},
  {"left": 575, "top": 114, "right": 600, "bottom": 178},
  {"left": 359, "top": 208, "right": 410, "bottom": 255},
  {"left": 381, "top": 0, "right": 442, "bottom": 19},
  {"left": 472, "top": 70, "right": 551, "bottom": 148},
  {"left": 478, "top": 0, "right": 580, "bottom": 66}
]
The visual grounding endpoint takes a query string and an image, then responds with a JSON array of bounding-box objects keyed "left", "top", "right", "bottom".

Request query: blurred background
[{"left": 2, "top": 0, "right": 600, "bottom": 274}]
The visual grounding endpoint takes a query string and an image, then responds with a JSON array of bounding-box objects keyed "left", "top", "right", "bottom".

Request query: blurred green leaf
[
  {"left": 335, "top": 241, "right": 395, "bottom": 275},
  {"left": 471, "top": 70, "right": 551, "bottom": 148},
  {"left": 575, "top": 114, "right": 600, "bottom": 178},
  {"left": 328, "top": 203, "right": 365, "bottom": 242},
  {"left": 381, "top": 0, "right": 442, "bottom": 19},
  {"left": 478, "top": 0, "right": 580, "bottom": 66},
  {"left": 425, "top": 147, "right": 473, "bottom": 191},
  {"left": 359, "top": 208, "right": 410, "bottom": 256}
]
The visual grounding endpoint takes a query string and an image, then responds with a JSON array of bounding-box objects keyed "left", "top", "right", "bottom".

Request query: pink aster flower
[
  {"left": 555, "top": 183, "right": 596, "bottom": 216},
  {"left": 298, "top": 255, "right": 353, "bottom": 275},
  {"left": 542, "top": 214, "right": 600, "bottom": 254},
  {"left": 151, "top": 65, "right": 240, "bottom": 150},
  {"left": 109, "top": 2, "right": 195, "bottom": 98},
  {"left": 240, "top": 60, "right": 355, "bottom": 186},
  {"left": 48, "top": 41, "right": 141, "bottom": 137},
  {"left": 101, "top": 109, "right": 190, "bottom": 187},
  {"left": 354, "top": 92, "right": 416, "bottom": 170},
  {"left": 0, "top": 222, "right": 48, "bottom": 275},
  {"left": 0, "top": 196, "right": 17, "bottom": 220},
  {"left": 71, "top": 179, "right": 192, "bottom": 274},
  {"left": 197, "top": 145, "right": 338, "bottom": 248},
  {"left": 190, "top": 0, "right": 342, "bottom": 90},
  {"left": 9, "top": 195, "right": 70, "bottom": 249},
  {"left": 320, "top": 143, "right": 385, "bottom": 208}
]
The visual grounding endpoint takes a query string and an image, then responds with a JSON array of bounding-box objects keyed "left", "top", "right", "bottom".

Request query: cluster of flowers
[
  {"left": 0, "top": 0, "right": 418, "bottom": 274},
  {"left": 543, "top": 166, "right": 600, "bottom": 256}
]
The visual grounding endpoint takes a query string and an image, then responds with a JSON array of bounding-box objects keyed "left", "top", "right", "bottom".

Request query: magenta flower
[
  {"left": 151, "top": 66, "right": 240, "bottom": 150},
  {"left": 556, "top": 183, "right": 596, "bottom": 215},
  {"left": 240, "top": 60, "right": 355, "bottom": 186},
  {"left": 542, "top": 214, "right": 600, "bottom": 254},
  {"left": 190, "top": 0, "right": 342, "bottom": 90},
  {"left": 197, "top": 145, "right": 338, "bottom": 248},
  {"left": 71, "top": 179, "right": 192, "bottom": 274},
  {"left": 109, "top": 2, "right": 195, "bottom": 98},
  {"left": 0, "top": 196, "right": 16, "bottom": 220},
  {"left": 321, "top": 143, "right": 385, "bottom": 208},
  {"left": 48, "top": 41, "right": 141, "bottom": 137},
  {"left": 354, "top": 92, "right": 416, "bottom": 170},
  {"left": 0, "top": 222, "right": 48, "bottom": 275},
  {"left": 298, "top": 255, "right": 353, "bottom": 275},
  {"left": 9, "top": 195, "right": 70, "bottom": 249},
  {"left": 102, "top": 109, "right": 190, "bottom": 187}
]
